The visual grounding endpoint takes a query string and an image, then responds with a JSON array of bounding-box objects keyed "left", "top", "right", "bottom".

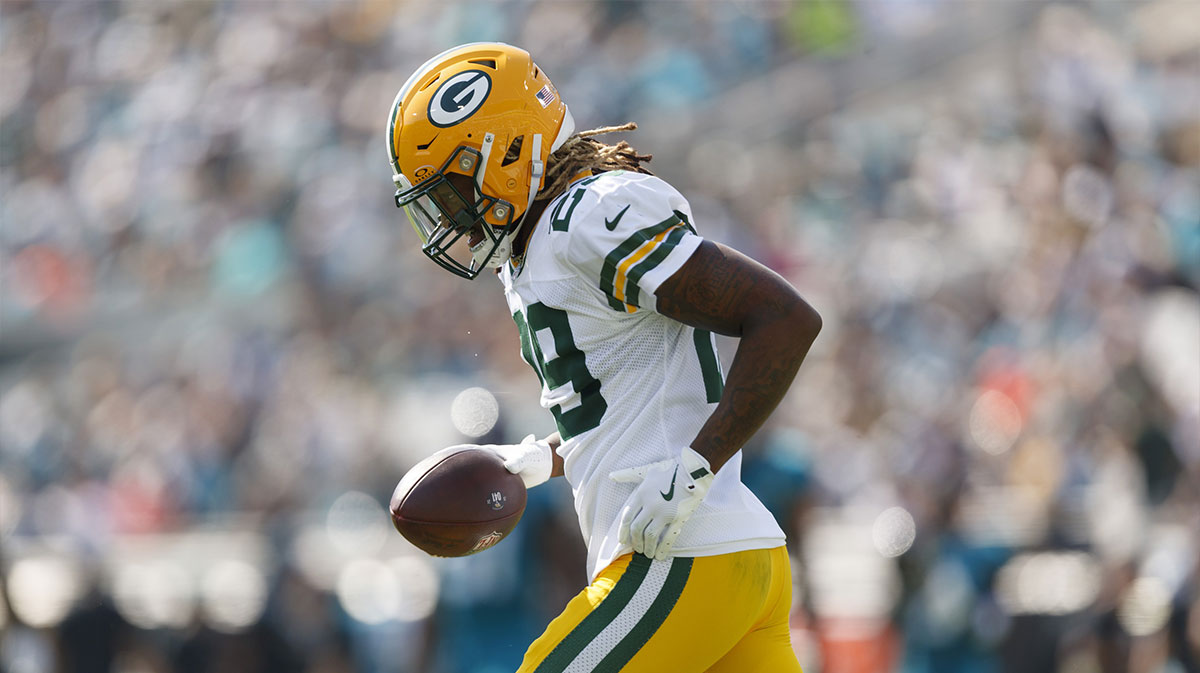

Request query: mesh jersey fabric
[{"left": 499, "top": 170, "right": 785, "bottom": 581}]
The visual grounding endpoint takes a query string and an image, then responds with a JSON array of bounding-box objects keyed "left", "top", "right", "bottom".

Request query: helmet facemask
[{"left": 394, "top": 145, "right": 517, "bottom": 279}]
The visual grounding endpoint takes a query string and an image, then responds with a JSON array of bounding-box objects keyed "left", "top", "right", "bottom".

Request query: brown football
[{"left": 389, "top": 446, "right": 527, "bottom": 557}]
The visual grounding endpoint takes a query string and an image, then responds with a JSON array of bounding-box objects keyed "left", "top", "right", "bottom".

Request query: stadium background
[{"left": 1, "top": 0, "right": 1198, "bottom": 672}]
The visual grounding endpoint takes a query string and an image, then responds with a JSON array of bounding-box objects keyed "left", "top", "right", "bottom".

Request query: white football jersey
[{"left": 499, "top": 170, "right": 786, "bottom": 581}]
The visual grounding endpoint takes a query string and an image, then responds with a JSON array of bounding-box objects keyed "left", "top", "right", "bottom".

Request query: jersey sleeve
[{"left": 564, "top": 173, "right": 703, "bottom": 314}]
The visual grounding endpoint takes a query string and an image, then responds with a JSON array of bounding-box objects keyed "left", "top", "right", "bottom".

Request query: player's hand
[
  {"left": 609, "top": 447, "right": 714, "bottom": 561},
  {"left": 478, "top": 434, "right": 554, "bottom": 489}
]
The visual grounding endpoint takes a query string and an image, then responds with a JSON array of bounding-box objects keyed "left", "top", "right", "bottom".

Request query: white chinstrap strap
[
  {"left": 475, "top": 132, "right": 545, "bottom": 272},
  {"left": 469, "top": 131, "right": 507, "bottom": 270},
  {"left": 476, "top": 132, "right": 495, "bottom": 192},
  {"left": 525, "top": 133, "right": 544, "bottom": 215}
]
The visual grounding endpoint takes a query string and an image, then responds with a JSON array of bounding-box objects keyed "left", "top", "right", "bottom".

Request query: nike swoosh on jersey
[
  {"left": 605, "top": 204, "right": 631, "bottom": 231},
  {"left": 660, "top": 467, "right": 678, "bottom": 501}
]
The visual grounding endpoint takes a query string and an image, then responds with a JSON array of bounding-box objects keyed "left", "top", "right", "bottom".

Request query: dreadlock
[
  {"left": 505, "top": 122, "right": 654, "bottom": 263},
  {"left": 536, "top": 122, "right": 653, "bottom": 204}
]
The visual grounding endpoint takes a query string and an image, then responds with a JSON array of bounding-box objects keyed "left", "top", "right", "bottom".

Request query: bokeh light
[
  {"left": 200, "top": 560, "right": 268, "bottom": 633},
  {"left": 1140, "top": 290, "right": 1200, "bottom": 416},
  {"left": 967, "top": 390, "right": 1024, "bottom": 455},
  {"left": 807, "top": 515, "right": 902, "bottom": 620},
  {"left": 112, "top": 560, "right": 194, "bottom": 630},
  {"left": 391, "top": 556, "right": 440, "bottom": 622},
  {"left": 0, "top": 475, "right": 19, "bottom": 539},
  {"left": 337, "top": 558, "right": 401, "bottom": 625},
  {"left": 871, "top": 506, "right": 916, "bottom": 558},
  {"left": 0, "top": 381, "right": 50, "bottom": 455},
  {"left": 1117, "top": 576, "right": 1173, "bottom": 637},
  {"left": 450, "top": 386, "right": 500, "bottom": 438},
  {"left": 995, "top": 552, "right": 1101, "bottom": 616},
  {"left": 6, "top": 557, "right": 83, "bottom": 628},
  {"left": 327, "top": 491, "right": 389, "bottom": 556}
]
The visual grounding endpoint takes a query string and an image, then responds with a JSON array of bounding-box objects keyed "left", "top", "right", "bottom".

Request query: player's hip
[
  {"left": 518, "top": 546, "right": 799, "bottom": 673},
  {"left": 579, "top": 479, "right": 786, "bottom": 580}
]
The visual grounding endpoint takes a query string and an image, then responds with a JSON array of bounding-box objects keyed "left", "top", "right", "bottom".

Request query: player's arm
[
  {"left": 545, "top": 431, "right": 564, "bottom": 479},
  {"left": 655, "top": 240, "right": 821, "bottom": 472},
  {"left": 609, "top": 240, "right": 819, "bottom": 559}
]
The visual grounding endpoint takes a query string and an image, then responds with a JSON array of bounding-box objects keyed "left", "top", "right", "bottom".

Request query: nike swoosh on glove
[
  {"left": 609, "top": 447, "right": 714, "bottom": 561},
  {"left": 485, "top": 434, "right": 554, "bottom": 489}
]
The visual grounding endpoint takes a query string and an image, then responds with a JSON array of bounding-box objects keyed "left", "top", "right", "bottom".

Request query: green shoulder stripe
[
  {"left": 674, "top": 209, "right": 697, "bottom": 234},
  {"left": 623, "top": 226, "right": 688, "bottom": 309},
  {"left": 598, "top": 214, "right": 682, "bottom": 312}
]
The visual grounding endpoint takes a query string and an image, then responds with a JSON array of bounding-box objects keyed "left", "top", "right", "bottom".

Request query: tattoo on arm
[
  {"left": 655, "top": 242, "right": 779, "bottom": 337},
  {"left": 655, "top": 241, "right": 821, "bottom": 471},
  {"left": 687, "top": 318, "right": 813, "bottom": 472}
]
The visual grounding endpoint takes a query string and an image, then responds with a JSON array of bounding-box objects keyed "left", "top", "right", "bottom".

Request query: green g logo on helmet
[{"left": 428, "top": 70, "right": 492, "bottom": 128}]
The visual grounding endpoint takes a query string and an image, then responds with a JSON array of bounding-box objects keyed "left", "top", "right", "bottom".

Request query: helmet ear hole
[{"left": 501, "top": 136, "right": 524, "bottom": 166}]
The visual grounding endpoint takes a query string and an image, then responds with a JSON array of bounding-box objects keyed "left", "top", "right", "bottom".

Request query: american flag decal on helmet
[{"left": 535, "top": 84, "right": 556, "bottom": 108}]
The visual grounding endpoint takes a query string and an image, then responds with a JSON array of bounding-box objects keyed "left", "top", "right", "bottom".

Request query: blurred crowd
[{"left": 1, "top": 1, "right": 1198, "bottom": 673}]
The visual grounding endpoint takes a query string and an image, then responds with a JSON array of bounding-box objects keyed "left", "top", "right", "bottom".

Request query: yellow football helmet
[{"left": 387, "top": 43, "right": 575, "bottom": 279}]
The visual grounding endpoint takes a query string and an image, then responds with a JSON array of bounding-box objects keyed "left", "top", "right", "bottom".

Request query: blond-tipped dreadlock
[
  {"left": 536, "top": 122, "right": 653, "bottom": 204},
  {"left": 505, "top": 123, "right": 654, "bottom": 263}
]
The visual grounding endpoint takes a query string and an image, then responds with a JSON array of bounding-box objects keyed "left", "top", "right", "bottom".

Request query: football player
[{"left": 387, "top": 43, "right": 820, "bottom": 672}]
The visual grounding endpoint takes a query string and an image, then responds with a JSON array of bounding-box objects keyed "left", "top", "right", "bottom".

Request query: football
[{"left": 389, "top": 446, "right": 527, "bottom": 557}]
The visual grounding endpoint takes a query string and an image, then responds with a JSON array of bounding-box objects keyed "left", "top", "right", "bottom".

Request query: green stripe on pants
[
  {"left": 593, "top": 557, "right": 694, "bottom": 673},
  {"left": 534, "top": 555, "right": 653, "bottom": 673}
]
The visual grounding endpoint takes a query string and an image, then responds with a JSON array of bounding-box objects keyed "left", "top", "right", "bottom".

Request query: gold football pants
[{"left": 517, "top": 546, "right": 803, "bottom": 673}]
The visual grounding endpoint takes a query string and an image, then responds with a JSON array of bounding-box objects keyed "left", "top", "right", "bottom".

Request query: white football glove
[
  {"left": 609, "top": 447, "right": 715, "bottom": 561},
  {"left": 483, "top": 434, "right": 554, "bottom": 489}
]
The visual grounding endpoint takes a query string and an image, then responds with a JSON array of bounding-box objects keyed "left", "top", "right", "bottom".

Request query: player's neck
[
  {"left": 512, "top": 170, "right": 592, "bottom": 261},
  {"left": 511, "top": 200, "right": 548, "bottom": 262}
]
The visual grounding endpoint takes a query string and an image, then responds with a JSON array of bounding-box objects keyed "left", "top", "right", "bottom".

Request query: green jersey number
[
  {"left": 513, "top": 303, "right": 607, "bottom": 439},
  {"left": 549, "top": 189, "right": 584, "bottom": 232},
  {"left": 547, "top": 173, "right": 609, "bottom": 232}
]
